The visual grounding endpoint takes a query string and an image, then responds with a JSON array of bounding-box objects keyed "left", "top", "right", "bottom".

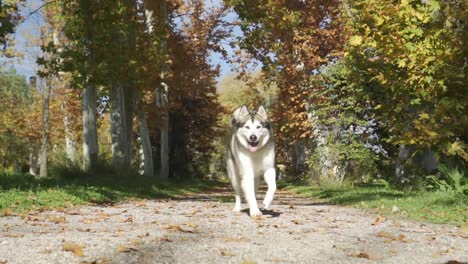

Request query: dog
[{"left": 227, "top": 105, "right": 276, "bottom": 217}]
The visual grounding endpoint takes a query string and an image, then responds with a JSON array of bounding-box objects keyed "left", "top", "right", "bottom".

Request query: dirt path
[{"left": 0, "top": 186, "right": 466, "bottom": 264}]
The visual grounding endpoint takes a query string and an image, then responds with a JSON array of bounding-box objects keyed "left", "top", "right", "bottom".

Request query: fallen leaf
[
  {"left": 391, "top": 205, "right": 400, "bottom": 213},
  {"left": 81, "top": 219, "right": 94, "bottom": 224},
  {"left": 219, "top": 249, "right": 235, "bottom": 257},
  {"left": 162, "top": 225, "right": 194, "bottom": 233},
  {"left": 121, "top": 216, "right": 133, "bottom": 223},
  {"left": 5, "top": 233, "right": 24, "bottom": 238},
  {"left": 240, "top": 260, "right": 256, "bottom": 264},
  {"left": 63, "top": 242, "right": 85, "bottom": 257},
  {"left": 39, "top": 249, "right": 52, "bottom": 254},
  {"left": 397, "top": 234, "right": 406, "bottom": 241},
  {"left": 350, "top": 251, "right": 383, "bottom": 260},
  {"left": 351, "top": 252, "right": 369, "bottom": 259},
  {"left": 376, "top": 231, "right": 393, "bottom": 239},
  {"left": 48, "top": 216, "right": 66, "bottom": 224},
  {"left": 2, "top": 210, "right": 13, "bottom": 216},
  {"left": 224, "top": 237, "right": 250, "bottom": 243},
  {"left": 292, "top": 219, "right": 302, "bottom": 225},
  {"left": 185, "top": 222, "right": 198, "bottom": 228},
  {"left": 116, "top": 246, "right": 137, "bottom": 253},
  {"left": 159, "top": 236, "right": 173, "bottom": 242},
  {"left": 138, "top": 232, "right": 150, "bottom": 238},
  {"left": 129, "top": 239, "right": 141, "bottom": 247},
  {"left": 372, "top": 215, "right": 386, "bottom": 225},
  {"left": 457, "top": 226, "right": 468, "bottom": 238}
]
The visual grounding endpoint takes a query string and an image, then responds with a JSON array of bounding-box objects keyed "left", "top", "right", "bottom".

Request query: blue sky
[{"left": 3, "top": 0, "right": 239, "bottom": 81}]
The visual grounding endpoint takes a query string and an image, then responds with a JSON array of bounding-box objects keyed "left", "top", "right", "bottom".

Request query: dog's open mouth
[{"left": 247, "top": 141, "right": 259, "bottom": 152}]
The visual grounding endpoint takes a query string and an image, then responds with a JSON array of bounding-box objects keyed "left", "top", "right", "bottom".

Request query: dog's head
[{"left": 232, "top": 105, "right": 272, "bottom": 152}]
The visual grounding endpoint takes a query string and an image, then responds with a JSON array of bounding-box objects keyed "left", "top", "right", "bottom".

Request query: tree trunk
[
  {"left": 62, "top": 96, "right": 76, "bottom": 164},
  {"left": 110, "top": 83, "right": 132, "bottom": 170},
  {"left": 294, "top": 140, "right": 305, "bottom": 173},
  {"left": 39, "top": 80, "right": 52, "bottom": 177},
  {"left": 137, "top": 100, "right": 153, "bottom": 177},
  {"left": 158, "top": 0, "right": 170, "bottom": 179},
  {"left": 82, "top": 79, "right": 99, "bottom": 170},
  {"left": 81, "top": 0, "right": 99, "bottom": 171},
  {"left": 29, "top": 143, "right": 39, "bottom": 175},
  {"left": 144, "top": 0, "right": 170, "bottom": 179}
]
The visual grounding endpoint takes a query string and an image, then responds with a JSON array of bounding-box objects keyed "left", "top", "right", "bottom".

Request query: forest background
[{"left": 0, "top": 0, "right": 466, "bottom": 219}]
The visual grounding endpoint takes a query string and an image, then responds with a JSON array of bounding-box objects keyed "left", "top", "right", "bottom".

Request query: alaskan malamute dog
[{"left": 227, "top": 105, "right": 276, "bottom": 217}]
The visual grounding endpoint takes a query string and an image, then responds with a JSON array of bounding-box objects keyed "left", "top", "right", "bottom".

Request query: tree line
[{"left": 1, "top": 0, "right": 466, "bottom": 186}]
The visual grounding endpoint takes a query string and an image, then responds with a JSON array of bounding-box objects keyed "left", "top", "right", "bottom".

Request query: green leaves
[{"left": 345, "top": 0, "right": 467, "bottom": 161}]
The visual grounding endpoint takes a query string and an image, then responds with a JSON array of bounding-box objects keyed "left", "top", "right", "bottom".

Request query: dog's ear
[
  {"left": 237, "top": 105, "right": 250, "bottom": 120},
  {"left": 231, "top": 105, "right": 249, "bottom": 126},
  {"left": 257, "top": 105, "right": 268, "bottom": 120}
]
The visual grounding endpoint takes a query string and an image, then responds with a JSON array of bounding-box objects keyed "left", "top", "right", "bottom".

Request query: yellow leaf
[
  {"left": 63, "top": 242, "right": 85, "bottom": 257},
  {"left": 349, "top": 35, "right": 363, "bottom": 46},
  {"left": 419, "top": 113, "right": 430, "bottom": 120},
  {"left": 375, "top": 16, "right": 385, "bottom": 26}
]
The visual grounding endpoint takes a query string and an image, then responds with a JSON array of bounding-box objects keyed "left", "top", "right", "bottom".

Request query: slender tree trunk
[
  {"left": 158, "top": 83, "right": 170, "bottom": 179},
  {"left": 39, "top": 80, "right": 52, "bottom": 177},
  {"left": 82, "top": 79, "right": 99, "bottom": 170},
  {"left": 62, "top": 100, "right": 76, "bottom": 163},
  {"left": 81, "top": 0, "right": 99, "bottom": 171},
  {"left": 28, "top": 77, "right": 39, "bottom": 175},
  {"left": 294, "top": 140, "right": 305, "bottom": 173},
  {"left": 110, "top": 1, "right": 137, "bottom": 172},
  {"left": 29, "top": 143, "right": 39, "bottom": 175},
  {"left": 158, "top": 0, "right": 170, "bottom": 179},
  {"left": 144, "top": 0, "right": 170, "bottom": 179},
  {"left": 110, "top": 83, "right": 131, "bottom": 170},
  {"left": 137, "top": 99, "right": 153, "bottom": 177}
]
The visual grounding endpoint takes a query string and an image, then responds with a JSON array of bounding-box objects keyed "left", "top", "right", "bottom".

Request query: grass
[
  {"left": 0, "top": 171, "right": 223, "bottom": 215},
  {"left": 279, "top": 180, "right": 468, "bottom": 226}
]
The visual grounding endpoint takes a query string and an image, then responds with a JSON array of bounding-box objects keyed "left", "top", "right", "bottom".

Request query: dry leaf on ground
[
  {"left": 372, "top": 215, "right": 386, "bottom": 225},
  {"left": 62, "top": 242, "right": 85, "bottom": 257},
  {"left": 5, "top": 233, "right": 24, "bottom": 238},
  {"left": 162, "top": 225, "right": 194, "bottom": 233},
  {"left": 219, "top": 249, "right": 235, "bottom": 257},
  {"left": 116, "top": 245, "right": 137, "bottom": 253},
  {"left": 224, "top": 236, "right": 250, "bottom": 243}
]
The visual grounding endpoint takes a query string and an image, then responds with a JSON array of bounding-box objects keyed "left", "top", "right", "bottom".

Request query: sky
[{"left": 2, "top": 0, "right": 240, "bottom": 81}]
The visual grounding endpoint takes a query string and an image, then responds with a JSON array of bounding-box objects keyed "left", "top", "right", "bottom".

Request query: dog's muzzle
[{"left": 247, "top": 140, "right": 259, "bottom": 152}]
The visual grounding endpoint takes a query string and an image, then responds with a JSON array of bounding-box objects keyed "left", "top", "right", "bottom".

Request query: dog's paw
[
  {"left": 249, "top": 208, "right": 262, "bottom": 217},
  {"left": 232, "top": 206, "right": 241, "bottom": 213},
  {"left": 262, "top": 197, "right": 272, "bottom": 209}
]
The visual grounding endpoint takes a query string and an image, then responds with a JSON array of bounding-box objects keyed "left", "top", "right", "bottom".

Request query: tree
[
  {"left": 225, "top": 0, "right": 345, "bottom": 172},
  {"left": 0, "top": 0, "right": 23, "bottom": 46},
  {"left": 0, "top": 69, "right": 38, "bottom": 171},
  {"left": 345, "top": 0, "right": 467, "bottom": 178}
]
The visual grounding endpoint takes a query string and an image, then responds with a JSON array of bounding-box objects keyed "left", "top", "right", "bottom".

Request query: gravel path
[{"left": 0, "top": 186, "right": 467, "bottom": 264}]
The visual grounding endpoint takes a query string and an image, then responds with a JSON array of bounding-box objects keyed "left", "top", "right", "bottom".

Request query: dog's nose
[{"left": 249, "top": 135, "right": 257, "bottom": 141}]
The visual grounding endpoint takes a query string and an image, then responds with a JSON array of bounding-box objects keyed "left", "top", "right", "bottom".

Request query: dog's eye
[
  {"left": 245, "top": 126, "right": 250, "bottom": 129},
  {"left": 256, "top": 126, "right": 261, "bottom": 129}
]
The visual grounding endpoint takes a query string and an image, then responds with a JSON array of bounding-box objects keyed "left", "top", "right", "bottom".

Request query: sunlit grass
[
  {"left": 0, "top": 171, "right": 222, "bottom": 215},
  {"left": 279, "top": 181, "right": 468, "bottom": 226}
]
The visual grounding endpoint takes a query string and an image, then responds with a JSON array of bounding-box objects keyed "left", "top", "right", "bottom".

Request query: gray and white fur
[{"left": 227, "top": 105, "right": 276, "bottom": 217}]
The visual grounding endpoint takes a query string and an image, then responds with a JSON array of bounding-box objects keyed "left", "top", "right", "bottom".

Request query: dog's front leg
[
  {"left": 242, "top": 174, "right": 262, "bottom": 217},
  {"left": 262, "top": 168, "right": 276, "bottom": 209}
]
